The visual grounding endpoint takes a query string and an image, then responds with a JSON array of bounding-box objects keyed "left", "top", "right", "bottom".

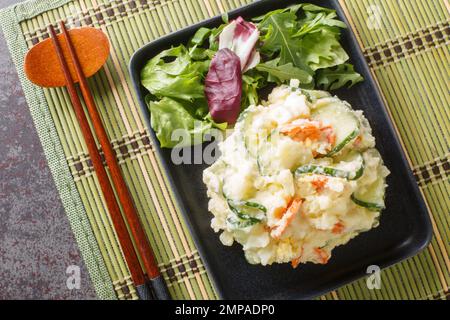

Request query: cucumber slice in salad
[
  {"left": 226, "top": 199, "right": 267, "bottom": 229},
  {"left": 240, "top": 109, "right": 279, "bottom": 175},
  {"left": 295, "top": 151, "right": 364, "bottom": 180},
  {"left": 299, "top": 89, "right": 332, "bottom": 103},
  {"left": 222, "top": 182, "right": 267, "bottom": 228},
  {"left": 256, "top": 130, "right": 279, "bottom": 175},
  {"left": 312, "top": 99, "right": 360, "bottom": 157},
  {"left": 295, "top": 164, "right": 350, "bottom": 179},
  {"left": 239, "top": 109, "right": 257, "bottom": 158},
  {"left": 335, "top": 150, "right": 365, "bottom": 180},
  {"left": 240, "top": 108, "right": 268, "bottom": 159},
  {"left": 351, "top": 175, "right": 386, "bottom": 211}
]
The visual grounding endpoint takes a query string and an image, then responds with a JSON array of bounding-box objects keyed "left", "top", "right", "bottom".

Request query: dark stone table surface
[{"left": 0, "top": 0, "right": 96, "bottom": 299}]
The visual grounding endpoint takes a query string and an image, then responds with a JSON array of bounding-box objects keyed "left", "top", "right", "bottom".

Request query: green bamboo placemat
[{"left": 0, "top": 0, "right": 448, "bottom": 300}]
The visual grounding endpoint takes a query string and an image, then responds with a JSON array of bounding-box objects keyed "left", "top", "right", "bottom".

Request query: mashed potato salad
[{"left": 203, "top": 82, "right": 389, "bottom": 267}]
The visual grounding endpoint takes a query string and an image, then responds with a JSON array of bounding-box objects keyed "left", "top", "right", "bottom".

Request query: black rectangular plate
[{"left": 129, "top": 0, "right": 432, "bottom": 300}]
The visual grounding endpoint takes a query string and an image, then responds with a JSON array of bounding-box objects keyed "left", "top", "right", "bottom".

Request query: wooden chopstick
[
  {"left": 47, "top": 24, "right": 150, "bottom": 300},
  {"left": 58, "top": 21, "right": 170, "bottom": 300},
  {"left": 48, "top": 23, "right": 169, "bottom": 300}
]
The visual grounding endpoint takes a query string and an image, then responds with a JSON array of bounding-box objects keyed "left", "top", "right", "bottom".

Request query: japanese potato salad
[{"left": 203, "top": 82, "right": 390, "bottom": 267}]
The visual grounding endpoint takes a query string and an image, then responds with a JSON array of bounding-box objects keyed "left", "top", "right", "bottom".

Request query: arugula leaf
[
  {"left": 316, "top": 64, "right": 364, "bottom": 90},
  {"left": 256, "top": 58, "right": 312, "bottom": 84},
  {"left": 241, "top": 73, "right": 265, "bottom": 107},
  {"left": 257, "top": 10, "right": 313, "bottom": 74},
  {"left": 221, "top": 12, "right": 229, "bottom": 24},
  {"left": 256, "top": 3, "right": 358, "bottom": 83},
  {"left": 300, "top": 3, "right": 336, "bottom": 14},
  {"left": 209, "top": 24, "right": 227, "bottom": 51},
  {"left": 293, "top": 11, "right": 346, "bottom": 38},
  {"left": 189, "top": 27, "right": 211, "bottom": 46},
  {"left": 141, "top": 45, "right": 209, "bottom": 101},
  {"left": 189, "top": 46, "right": 216, "bottom": 61},
  {"left": 253, "top": 4, "right": 302, "bottom": 21}
]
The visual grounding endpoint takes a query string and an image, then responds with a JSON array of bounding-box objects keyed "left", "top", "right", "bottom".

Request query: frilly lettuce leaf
[
  {"left": 299, "top": 29, "right": 349, "bottom": 71},
  {"left": 148, "top": 97, "right": 225, "bottom": 148},
  {"left": 141, "top": 45, "right": 209, "bottom": 101},
  {"left": 316, "top": 64, "right": 364, "bottom": 90},
  {"left": 141, "top": 41, "right": 225, "bottom": 148}
]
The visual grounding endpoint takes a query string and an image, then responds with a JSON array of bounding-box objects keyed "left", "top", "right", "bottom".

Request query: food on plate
[
  {"left": 203, "top": 83, "right": 389, "bottom": 266},
  {"left": 219, "top": 16, "right": 261, "bottom": 72},
  {"left": 205, "top": 48, "right": 242, "bottom": 124},
  {"left": 140, "top": 3, "right": 363, "bottom": 148},
  {"left": 138, "top": 2, "right": 389, "bottom": 268}
]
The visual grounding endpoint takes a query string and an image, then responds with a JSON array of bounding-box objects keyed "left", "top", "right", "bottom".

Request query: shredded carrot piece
[
  {"left": 332, "top": 222, "right": 345, "bottom": 234},
  {"left": 353, "top": 135, "right": 362, "bottom": 147},
  {"left": 271, "top": 198, "right": 302, "bottom": 240},
  {"left": 319, "top": 125, "right": 336, "bottom": 151},
  {"left": 273, "top": 196, "right": 293, "bottom": 219},
  {"left": 291, "top": 257, "right": 301, "bottom": 269},
  {"left": 273, "top": 207, "right": 286, "bottom": 220},
  {"left": 314, "top": 247, "right": 330, "bottom": 264},
  {"left": 280, "top": 120, "right": 336, "bottom": 156},
  {"left": 280, "top": 119, "right": 323, "bottom": 142},
  {"left": 311, "top": 176, "right": 328, "bottom": 193},
  {"left": 328, "top": 133, "right": 336, "bottom": 146},
  {"left": 291, "top": 246, "right": 304, "bottom": 269}
]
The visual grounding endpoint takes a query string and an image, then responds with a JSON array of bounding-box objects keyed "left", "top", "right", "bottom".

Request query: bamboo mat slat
[{"left": 0, "top": 0, "right": 448, "bottom": 300}]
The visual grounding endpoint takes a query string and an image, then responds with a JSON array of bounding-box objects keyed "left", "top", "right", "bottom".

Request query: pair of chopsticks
[{"left": 48, "top": 22, "right": 170, "bottom": 300}]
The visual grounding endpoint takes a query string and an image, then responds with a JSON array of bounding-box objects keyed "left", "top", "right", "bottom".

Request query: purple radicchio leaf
[{"left": 204, "top": 48, "right": 242, "bottom": 124}]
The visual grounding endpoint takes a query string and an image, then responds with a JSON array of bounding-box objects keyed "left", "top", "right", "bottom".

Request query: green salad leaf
[
  {"left": 293, "top": 11, "right": 347, "bottom": 38},
  {"left": 189, "top": 27, "right": 211, "bottom": 46},
  {"left": 141, "top": 36, "right": 225, "bottom": 148},
  {"left": 241, "top": 73, "right": 265, "bottom": 107},
  {"left": 255, "top": 3, "right": 362, "bottom": 87},
  {"left": 257, "top": 9, "right": 312, "bottom": 73},
  {"left": 149, "top": 97, "right": 224, "bottom": 148},
  {"left": 299, "top": 3, "right": 336, "bottom": 14},
  {"left": 256, "top": 58, "right": 313, "bottom": 84},
  {"left": 141, "top": 45, "right": 209, "bottom": 102},
  {"left": 316, "top": 63, "right": 364, "bottom": 90},
  {"left": 298, "top": 28, "right": 349, "bottom": 71},
  {"left": 140, "top": 3, "right": 364, "bottom": 148},
  {"left": 208, "top": 24, "right": 227, "bottom": 51}
]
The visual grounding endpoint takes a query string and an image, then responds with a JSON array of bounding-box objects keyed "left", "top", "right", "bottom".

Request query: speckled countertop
[{"left": 0, "top": 0, "right": 96, "bottom": 299}]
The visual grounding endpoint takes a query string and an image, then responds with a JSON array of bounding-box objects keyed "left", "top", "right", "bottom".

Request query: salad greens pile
[
  {"left": 140, "top": 44, "right": 224, "bottom": 148},
  {"left": 140, "top": 3, "right": 363, "bottom": 148}
]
